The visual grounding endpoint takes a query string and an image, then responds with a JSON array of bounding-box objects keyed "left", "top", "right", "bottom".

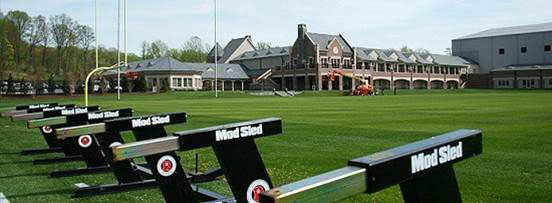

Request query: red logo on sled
[
  {"left": 78, "top": 135, "right": 93, "bottom": 148},
  {"left": 161, "top": 160, "right": 173, "bottom": 172},
  {"left": 157, "top": 155, "right": 177, "bottom": 176},
  {"left": 42, "top": 126, "right": 53, "bottom": 134},
  {"left": 246, "top": 179, "right": 270, "bottom": 203},
  {"left": 81, "top": 137, "right": 89, "bottom": 145},
  {"left": 252, "top": 185, "right": 266, "bottom": 201}
]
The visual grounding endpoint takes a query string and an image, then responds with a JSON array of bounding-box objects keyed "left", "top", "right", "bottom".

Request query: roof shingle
[{"left": 306, "top": 32, "right": 352, "bottom": 53}]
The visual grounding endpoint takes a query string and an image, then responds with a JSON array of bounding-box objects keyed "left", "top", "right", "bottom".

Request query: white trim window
[
  {"left": 172, "top": 77, "right": 182, "bottom": 88},
  {"left": 495, "top": 79, "right": 512, "bottom": 88},
  {"left": 519, "top": 79, "right": 538, "bottom": 89},
  {"left": 183, "top": 78, "right": 193, "bottom": 88}
]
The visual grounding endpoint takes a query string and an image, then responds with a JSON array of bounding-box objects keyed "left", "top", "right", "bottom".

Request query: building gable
[
  {"left": 408, "top": 54, "right": 418, "bottom": 62},
  {"left": 389, "top": 52, "right": 399, "bottom": 60},
  {"left": 291, "top": 34, "right": 317, "bottom": 63},
  {"left": 368, "top": 50, "right": 379, "bottom": 59},
  {"left": 426, "top": 55, "right": 434, "bottom": 63},
  {"left": 327, "top": 37, "right": 344, "bottom": 57},
  {"left": 218, "top": 36, "right": 256, "bottom": 64}
]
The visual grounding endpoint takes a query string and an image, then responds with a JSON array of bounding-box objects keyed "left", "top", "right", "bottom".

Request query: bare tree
[
  {"left": 77, "top": 25, "right": 94, "bottom": 79},
  {"left": 26, "top": 15, "right": 47, "bottom": 67},
  {"left": 400, "top": 46, "right": 414, "bottom": 54},
  {"left": 49, "top": 14, "right": 78, "bottom": 75},
  {"left": 183, "top": 36, "right": 206, "bottom": 52},
  {"left": 150, "top": 40, "right": 168, "bottom": 58},
  {"left": 6, "top": 10, "right": 31, "bottom": 64},
  {"left": 256, "top": 42, "right": 272, "bottom": 50},
  {"left": 141, "top": 41, "right": 150, "bottom": 59},
  {"left": 179, "top": 36, "right": 208, "bottom": 63},
  {"left": 415, "top": 48, "right": 430, "bottom": 55},
  {"left": 40, "top": 21, "right": 50, "bottom": 67}
]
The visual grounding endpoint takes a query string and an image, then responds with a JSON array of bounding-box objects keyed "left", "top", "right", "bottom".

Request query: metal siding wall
[
  {"left": 454, "top": 31, "right": 552, "bottom": 73},
  {"left": 492, "top": 35, "right": 518, "bottom": 69},
  {"left": 452, "top": 40, "right": 461, "bottom": 54},
  {"left": 544, "top": 32, "right": 552, "bottom": 63},
  {"left": 453, "top": 38, "right": 492, "bottom": 73},
  {"left": 517, "top": 33, "right": 545, "bottom": 64}
]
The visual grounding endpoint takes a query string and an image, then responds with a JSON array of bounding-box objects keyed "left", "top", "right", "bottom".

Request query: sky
[{"left": 1, "top": 0, "right": 551, "bottom": 55}]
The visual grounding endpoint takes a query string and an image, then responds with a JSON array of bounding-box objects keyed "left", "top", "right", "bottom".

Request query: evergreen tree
[
  {"left": 74, "top": 80, "right": 84, "bottom": 94},
  {"left": 7, "top": 74, "right": 15, "bottom": 93},
  {"left": 47, "top": 75, "right": 56, "bottom": 93},
  {"left": 108, "top": 78, "right": 117, "bottom": 93},
  {"left": 133, "top": 74, "right": 146, "bottom": 92},
  {"left": 121, "top": 76, "right": 129, "bottom": 93}
]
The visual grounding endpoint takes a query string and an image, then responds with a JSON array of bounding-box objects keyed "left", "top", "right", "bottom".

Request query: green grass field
[{"left": 0, "top": 89, "right": 551, "bottom": 202}]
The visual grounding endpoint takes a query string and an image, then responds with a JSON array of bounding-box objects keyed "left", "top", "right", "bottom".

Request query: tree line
[{"left": 0, "top": 10, "right": 210, "bottom": 95}]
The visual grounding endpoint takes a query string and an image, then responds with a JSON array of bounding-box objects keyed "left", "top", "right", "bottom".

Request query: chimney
[
  {"left": 298, "top": 24, "right": 307, "bottom": 40},
  {"left": 245, "top": 35, "right": 251, "bottom": 39}
]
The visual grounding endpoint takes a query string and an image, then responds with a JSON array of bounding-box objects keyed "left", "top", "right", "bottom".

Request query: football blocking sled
[
  {"left": 27, "top": 106, "right": 100, "bottom": 164},
  {"left": 12, "top": 104, "right": 90, "bottom": 156},
  {"left": 55, "top": 112, "right": 223, "bottom": 198},
  {"left": 27, "top": 106, "right": 101, "bottom": 163},
  {"left": 111, "top": 118, "right": 283, "bottom": 203},
  {"left": 112, "top": 122, "right": 481, "bottom": 203},
  {"left": 16, "top": 104, "right": 76, "bottom": 155},
  {"left": 10, "top": 104, "right": 76, "bottom": 121},
  {"left": 260, "top": 129, "right": 483, "bottom": 203},
  {"left": 0, "top": 102, "right": 58, "bottom": 117},
  {"left": 27, "top": 108, "right": 133, "bottom": 177}
]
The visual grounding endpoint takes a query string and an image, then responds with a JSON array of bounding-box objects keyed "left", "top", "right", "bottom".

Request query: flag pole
[
  {"left": 91, "top": 0, "right": 98, "bottom": 106},
  {"left": 214, "top": 0, "right": 218, "bottom": 98},
  {"left": 124, "top": 0, "right": 128, "bottom": 88},
  {"left": 117, "top": 0, "right": 121, "bottom": 100}
]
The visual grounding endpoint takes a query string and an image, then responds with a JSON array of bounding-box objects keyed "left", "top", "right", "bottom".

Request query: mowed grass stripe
[{"left": 0, "top": 89, "right": 551, "bottom": 202}]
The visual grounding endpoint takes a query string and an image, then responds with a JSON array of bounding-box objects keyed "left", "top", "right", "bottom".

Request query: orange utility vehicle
[{"left": 329, "top": 70, "right": 374, "bottom": 96}]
